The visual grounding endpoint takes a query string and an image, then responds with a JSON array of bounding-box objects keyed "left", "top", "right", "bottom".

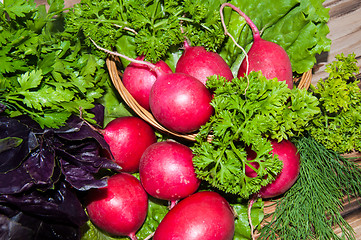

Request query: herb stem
[
  {"left": 177, "top": 17, "right": 212, "bottom": 32},
  {"left": 76, "top": 18, "right": 128, "bottom": 27}
]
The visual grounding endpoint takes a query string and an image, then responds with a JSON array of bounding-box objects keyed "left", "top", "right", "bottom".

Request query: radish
[
  {"left": 85, "top": 173, "right": 148, "bottom": 240},
  {"left": 139, "top": 140, "right": 200, "bottom": 209},
  {"left": 122, "top": 56, "right": 173, "bottom": 111},
  {"left": 90, "top": 39, "right": 213, "bottom": 134},
  {"left": 175, "top": 41, "right": 234, "bottom": 85},
  {"left": 149, "top": 72, "right": 213, "bottom": 133},
  {"left": 246, "top": 139, "right": 300, "bottom": 239},
  {"left": 246, "top": 139, "right": 300, "bottom": 198},
  {"left": 245, "top": 147, "right": 259, "bottom": 178},
  {"left": 102, "top": 116, "right": 157, "bottom": 173},
  {"left": 220, "top": 3, "right": 293, "bottom": 89},
  {"left": 258, "top": 139, "right": 300, "bottom": 198},
  {"left": 153, "top": 191, "right": 235, "bottom": 240}
]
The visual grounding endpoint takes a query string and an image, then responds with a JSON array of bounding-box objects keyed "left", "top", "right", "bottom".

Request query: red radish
[
  {"left": 139, "top": 140, "right": 200, "bottom": 208},
  {"left": 246, "top": 139, "right": 300, "bottom": 239},
  {"left": 175, "top": 41, "right": 234, "bottom": 85},
  {"left": 86, "top": 173, "right": 148, "bottom": 240},
  {"left": 149, "top": 72, "right": 213, "bottom": 133},
  {"left": 90, "top": 39, "right": 213, "bottom": 134},
  {"left": 153, "top": 191, "right": 235, "bottom": 240},
  {"left": 245, "top": 140, "right": 300, "bottom": 198},
  {"left": 245, "top": 148, "right": 259, "bottom": 178},
  {"left": 102, "top": 116, "right": 156, "bottom": 173},
  {"left": 220, "top": 3, "right": 293, "bottom": 89},
  {"left": 258, "top": 139, "right": 300, "bottom": 198},
  {"left": 123, "top": 56, "right": 173, "bottom": 111}
]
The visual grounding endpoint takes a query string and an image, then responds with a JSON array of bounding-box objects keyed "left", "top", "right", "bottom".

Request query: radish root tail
[
  {"left": 89, "top": 38, "right": 162, "bottom": 75},
  {"left": 247, "top": 195, "right": 258, "bottom": 240},
  {"left": 219, "top": 3, "right": 256, "bottom": 95}
]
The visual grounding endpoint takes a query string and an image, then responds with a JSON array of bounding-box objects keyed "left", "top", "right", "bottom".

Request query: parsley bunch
[
  {"left": 310, "top": 53, "right": 361, "bottom": 153},
  {"left": 192, "top": 72, "right": 320, "bottom": 198},
  {"left": 65, "top": 0, "right": 226, "bottom": 67},
  {"left": 0, "top": 0, "right": 109, "bottom": 128}
]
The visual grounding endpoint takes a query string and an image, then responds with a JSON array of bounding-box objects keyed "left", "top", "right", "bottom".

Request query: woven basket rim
[{"left": 106, "top": 55, "right": 313, "bottom": 142}]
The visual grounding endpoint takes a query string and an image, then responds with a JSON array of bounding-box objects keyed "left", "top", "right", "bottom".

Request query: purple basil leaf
[
  {"left": 0, "top": 165, "right": 34, "bottom": 194},
  {"left": 56, "top": 144, "right": 120, "bottom": 190},
  {"left": 58, "top": 140, "right": 119, "bottom": 172},
  {"left": 0, "top": 103, "right": 5, "bottom": 113},
  {"left": 0, "top": 212, "right": 34, "bottom": 240},
  {"left": 90, "top": 104, "right": 105, "bottom": 127},
  {"left": 35, "top": 163, "right": 62, "bottom": 192},
  {"left": 0, "top": 208, "right": 81, "bottom": 240},
  {"left": 60, "top": 158, "right": 109, "bottom": 190},
  {"left": 14, "top": 115, "right": 44, "bottom": 134},
  {"left": 57, "top": 120, "right": 112, "bottom": 158},
  {"left": 35, "top": 220, "right": 81, "bottom": 240},
  {"left": 24, "top": 136, "right": 55, "bottom": 185},
  {"left": 0, "top": 117, "right": 38, "bottom": 173},
  {"left": 54, "top": 115, "right": 84, "bottom": 135},
  {"left": 0, "top": 182, "right": 88, "bottom": 227}
]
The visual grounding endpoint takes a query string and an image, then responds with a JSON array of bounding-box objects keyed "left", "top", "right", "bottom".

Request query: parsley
[
  {"left": 309, "top": 53, "right": 361, "bottom": 153},
  {"left": 0, "top": 0, "right": 110, "bottom": 128},
  {"left": 64, "top": 0, "right": 227, "bottom": 67},
  {"left": 191, "top": 72, "right": 320, "bottom": 198}
]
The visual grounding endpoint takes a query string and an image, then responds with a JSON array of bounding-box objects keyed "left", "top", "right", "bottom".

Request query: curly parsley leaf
[
  {"left": 65, "top": 0, "right": 228, "bottom": 68},
  {"left": 65, "top": 0, "right": 184, "bottom": 65},
  {"left": 309, "top": 53, "right": 361, "bottom": 153},
  {"left": 192, "top": 72, "right": 319, "bottom": 198}
]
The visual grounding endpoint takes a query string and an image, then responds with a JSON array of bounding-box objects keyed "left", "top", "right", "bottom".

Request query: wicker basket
[{"left": 106, "top": 55, "right": 313, "bottom": 141}]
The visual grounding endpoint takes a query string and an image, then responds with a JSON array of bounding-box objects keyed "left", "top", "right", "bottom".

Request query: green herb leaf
[
  {"left": 192, "top": 72, "right": 319, "bottom": 198},
  {"left": 309, "top": 53, "right": 361, "bottom": 153},
  {"left": 0, "top": 0, "right": 113, "bottom": 128},
  {"left": 1, "top": 0, "right": 35, "bottom": 18}
]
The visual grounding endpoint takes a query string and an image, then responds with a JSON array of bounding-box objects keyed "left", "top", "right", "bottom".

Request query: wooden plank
[{"left": 313, "top": 0, "right": 361, "bottom": 84}]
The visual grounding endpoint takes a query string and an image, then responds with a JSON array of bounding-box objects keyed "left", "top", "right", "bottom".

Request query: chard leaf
[
  {"left": 233, "top": 198, "right": 264, "bottom": 240},
  {"left": 220, "top": 0, "right": 331, "bottom": 75}
]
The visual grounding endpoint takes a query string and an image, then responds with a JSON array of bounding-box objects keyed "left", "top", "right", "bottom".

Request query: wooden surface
[
  {"left": 316, "top": 0, "right": 361, "bottom": 237},
  {"left": 313, "top": 0, "right": 361, "bottom": 83}
]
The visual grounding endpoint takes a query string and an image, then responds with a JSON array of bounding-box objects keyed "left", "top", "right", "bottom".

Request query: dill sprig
[{"left": 259, "top": 136, "right": 361, "bottom": 240}]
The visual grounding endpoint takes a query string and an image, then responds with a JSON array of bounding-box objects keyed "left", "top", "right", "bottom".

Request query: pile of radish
[{"left": 85, "top": 3, "right": 302, "bottom": 240}]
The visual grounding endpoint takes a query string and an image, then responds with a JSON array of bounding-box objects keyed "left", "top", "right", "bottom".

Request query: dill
[{"left": 259, "top": 136, "right": 361, "bottom": 240}]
